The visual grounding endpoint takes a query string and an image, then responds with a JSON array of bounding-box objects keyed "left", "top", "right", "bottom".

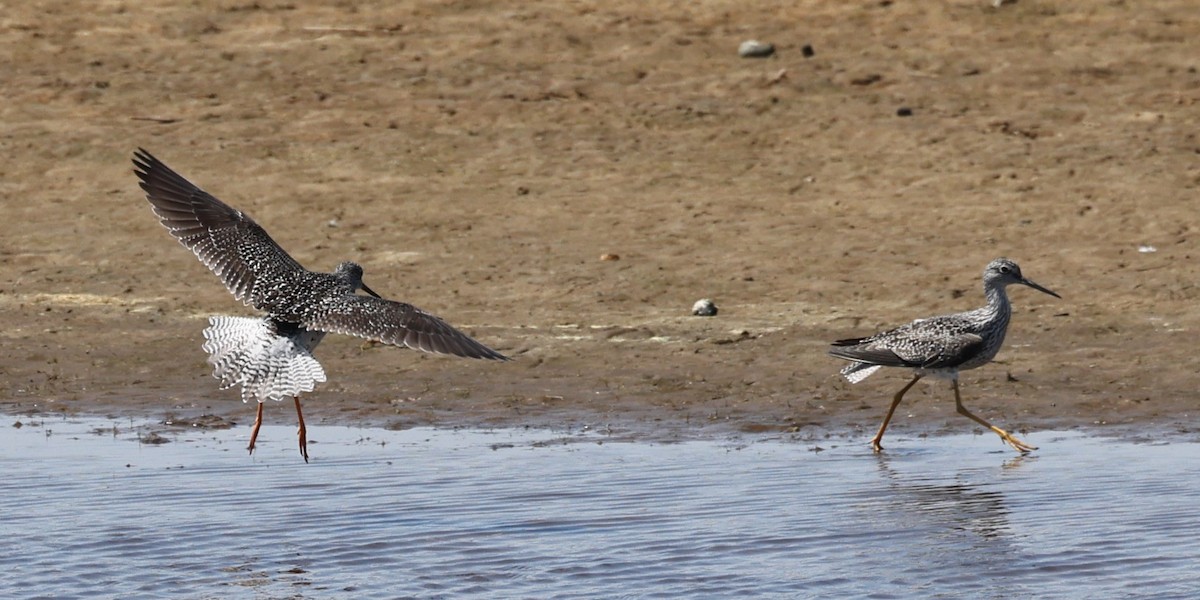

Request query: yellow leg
[
  {"left": 294, "top": 396, "right": 310, "bottom": 463},
  {"left": 247, "top": 401, "right": 264, "bottom": 456},
  {"left": 953, "top": 379, "right": 1037, "bottom": 453},
  {"left": 870, "top": 374, "right": 922, "bottom": 452}
]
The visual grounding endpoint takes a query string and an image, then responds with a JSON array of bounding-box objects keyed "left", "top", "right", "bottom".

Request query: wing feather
[
  {"left": 828, "top": 345, "right": 916, "bottom": 368},
  {"left": 305, "top": 295, "right": 507, "bottom": 360},
  {"left": 916, "top": 334, "right": 985, "bottom": 369},
  {"left": 133, "top": 148, "right": 306, "bottom": 312},
  {"left": 829, "top": 330, "right": 985, "bottom": 370}
]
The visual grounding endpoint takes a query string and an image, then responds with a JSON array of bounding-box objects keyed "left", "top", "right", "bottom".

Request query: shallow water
[{"left": 2, "top": 417, "right": 1198, "bottom": 599}]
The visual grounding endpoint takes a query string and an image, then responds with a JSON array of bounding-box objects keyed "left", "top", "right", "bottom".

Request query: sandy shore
[{"left": 2, "top": 1, "right": 1199, "bottom": 447}]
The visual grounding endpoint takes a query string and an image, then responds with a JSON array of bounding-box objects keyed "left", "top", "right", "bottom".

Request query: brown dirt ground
[{"left": 3, "top": 1, "right": 1200, "bottom": 448}]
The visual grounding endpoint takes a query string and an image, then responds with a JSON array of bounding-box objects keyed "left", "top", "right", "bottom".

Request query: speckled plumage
[
  {"left": 829, "top": 258, "right": 1060, "bottom": 453},
  {"left": 830, "top": 303, "right": 1009, "bottom": 383},
  {"left": 134, "top": 149, "right": 505, "bottom": 369},
  {"left": 134, "top": 149, "right": 506, "bottom": 460}
]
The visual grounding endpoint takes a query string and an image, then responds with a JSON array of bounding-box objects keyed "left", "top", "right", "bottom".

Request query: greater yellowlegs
[
  {"left": 829, "top": 258, "right": 1059, "bottom": 453},
  {"left": 133, "top": 149, "right": 507, "bottom": 461}
]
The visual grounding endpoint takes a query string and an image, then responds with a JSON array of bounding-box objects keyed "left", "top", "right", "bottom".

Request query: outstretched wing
[
  {"left": 305, "top": 294, "right": 508, "bottom": 360},
  {"left": 133, "top": 148, "right": 306, "bottom": 310}
]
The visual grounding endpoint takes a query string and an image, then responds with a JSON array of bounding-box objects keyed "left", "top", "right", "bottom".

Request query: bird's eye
[{"left": 999, "top": 265, "right": 1011, "bottom": 274}]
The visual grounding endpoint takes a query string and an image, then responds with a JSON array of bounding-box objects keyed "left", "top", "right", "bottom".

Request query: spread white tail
[{"left": 202, "top": 316, "right": 327, "bottom": 403}]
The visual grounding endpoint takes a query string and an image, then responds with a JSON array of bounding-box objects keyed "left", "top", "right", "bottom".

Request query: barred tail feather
[
  {"left": 840, "top": 362, "right": 881, "bottom": 384},
  {"left": 202, "top": 316, "right": 327, "bottom": 403}
]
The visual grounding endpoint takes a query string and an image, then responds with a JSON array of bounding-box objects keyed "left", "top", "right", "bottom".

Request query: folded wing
[{"left": 829, "top": 331, "right": 985, "bottom": 370}]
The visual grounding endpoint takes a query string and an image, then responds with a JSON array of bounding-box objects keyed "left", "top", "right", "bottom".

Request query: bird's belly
[{"left": 915, "top": 367, "right": 961, "bottom": 381}]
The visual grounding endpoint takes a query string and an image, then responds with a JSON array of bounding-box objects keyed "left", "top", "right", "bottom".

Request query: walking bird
[{"left": 829, "top": 258, "right": 1059, "bottom": 453}]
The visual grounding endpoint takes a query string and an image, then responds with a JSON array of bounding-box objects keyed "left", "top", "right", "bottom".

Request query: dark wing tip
[
  {"left": 133, "top": 149, "right": 248, "bottom": 226},
  {"left": 417, "top": 324, "right": 509, "bottom": 361},
  {"left": 470, "top": 343, "right": 509, "bottom": 361},
  {"left": 132, "top": 148, "right": 190, "bottom": 198},
  {"left": 831, "top": 337, "right": 869, "bottom": 347},
  {"left": 394, "top": 303, "right": 508, "bottom": 361},
  {"left": 828, "top": 345, "right": 911, "bottom": 368},
  {"left": 132, "top": 147, "right": 160, "bottom": 178}
]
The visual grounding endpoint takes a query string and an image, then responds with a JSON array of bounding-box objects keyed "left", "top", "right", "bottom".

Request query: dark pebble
[{"left": 896, "top": 107, "right": 913, "bottom": 117}]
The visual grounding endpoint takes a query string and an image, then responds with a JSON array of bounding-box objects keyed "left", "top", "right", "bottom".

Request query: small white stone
[
  {"left": 692, "top": 299, "right": 718, "bottom": 317},
  {"left": 738, "top": 40, "right": 775, "bottom": 58}
]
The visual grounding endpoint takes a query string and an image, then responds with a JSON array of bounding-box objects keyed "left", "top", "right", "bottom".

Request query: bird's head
[
  {"left": 984, "top": 258, "right": 1060, "bottom": 298},
  {"left": 334, "top": 261, "right": 381, "bottom": 298}
]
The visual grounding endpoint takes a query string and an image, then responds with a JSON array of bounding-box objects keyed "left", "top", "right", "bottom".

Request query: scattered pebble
[
  {"left": 139, "top": 432, "right": 170, "bottom": 445},
  {"left": 600, "top": 253, "right": 620, "bottom": 261},
  {"left": 180, "top": 414, "right": 236, "bottom": 430},
  {"left": 850, "top": 74, "right": 882, "bottom": 86},
  {"left": 1138, "top": 245, "right": 1157, "bottom": 253},
  {"left": 896, "top": 107, "right": 914, "bottom": 117},
  {"left": 692, "top": 298, "right": 718, "bottom": 317},
  {"left": 801, "top": 44, "right": 815, "bottom": 58},
  {"left": 738, "top": 40, "right": 775, "bottom": 58}
]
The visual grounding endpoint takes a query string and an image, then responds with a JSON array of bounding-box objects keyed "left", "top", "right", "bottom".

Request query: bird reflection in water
[{"left": 867, "top": 453, "right": 1035, "bottom": 542}]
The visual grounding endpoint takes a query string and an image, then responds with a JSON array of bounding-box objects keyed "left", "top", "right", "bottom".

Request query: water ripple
[{"left": 1, "top": 418, "right": 1198, "bottom": 598}]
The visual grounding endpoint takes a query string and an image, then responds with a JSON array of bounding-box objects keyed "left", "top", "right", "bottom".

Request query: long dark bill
[
  {"left": 360, "top": 283, "right": 383, "bottom": 299},
  {"left": 1021, "top": 278, "right": 1061, "bottom": 299}
]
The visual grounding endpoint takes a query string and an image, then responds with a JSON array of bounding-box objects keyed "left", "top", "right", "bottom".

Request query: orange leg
[
  {"left": 953, "top": 380, "right": 1037, "bottom": 454},
  {"left": 247, "top": 401, "right": 264, "bottom": 456},
  {"left": 294, "top": 396, "right": 309, "bottom": 463},
  {"left": 870, "top": 374, "right": 922, "bottom": 452}
]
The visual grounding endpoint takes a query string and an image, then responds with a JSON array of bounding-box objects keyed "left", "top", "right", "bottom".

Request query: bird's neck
[{"left": 982, "top": 284, "right": 1012, "bottom": 319}]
